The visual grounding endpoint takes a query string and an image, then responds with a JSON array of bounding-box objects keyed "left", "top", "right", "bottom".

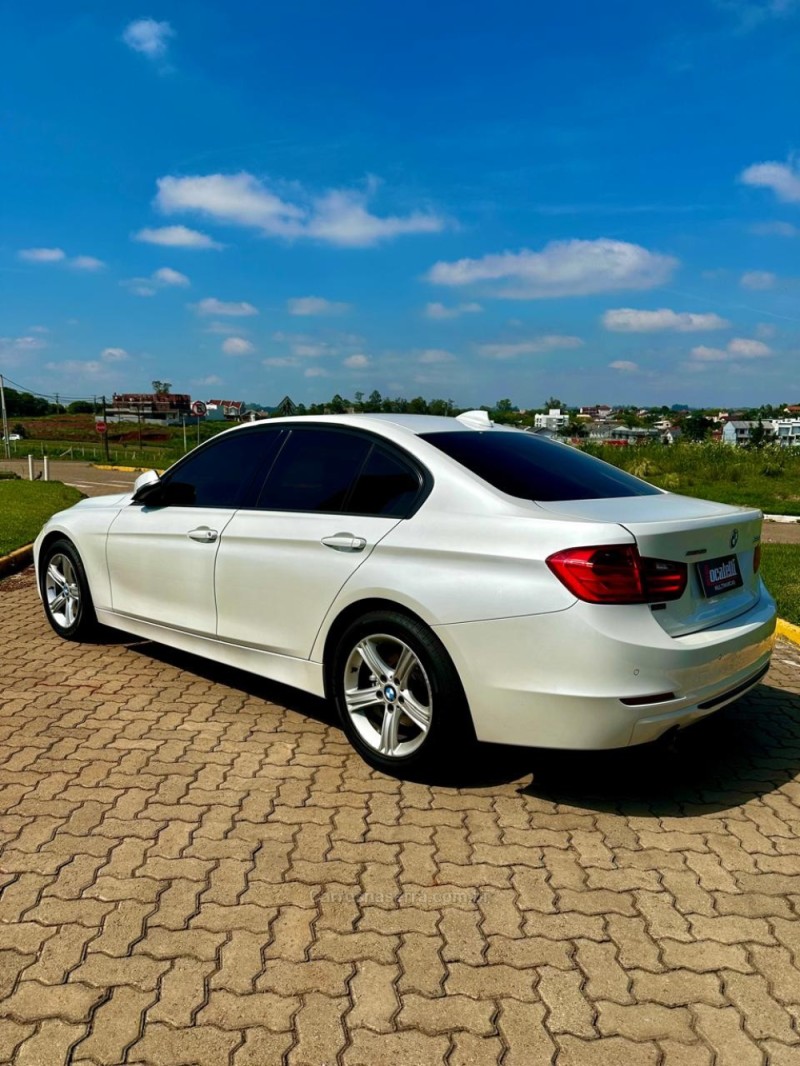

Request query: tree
[
  {"left": 748, "top": 419, "right": 773, "bottom": 449},
  {"left": 67, "top": 401, "right": 94, "bottom": 414},
  {"left": 328, "top": 393, "right": 346, "bottom": 414},
  {"left": 365, "top": 390, "right": 383, "bottom": 412},
  {"left": 152, "top": 380, "right": 172, "bottom": 395},
  {"left": 683, "top": 413, "right": 712, "bottom": 442},
  {"left": 543, "top": 396, "right": 564, "bottom": 411},
  {"left": 495, "top": 399, "right": 515, "bottom": 413}
]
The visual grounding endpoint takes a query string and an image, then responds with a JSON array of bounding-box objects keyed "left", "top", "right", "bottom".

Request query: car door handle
[
  {"left": 187, "top": 527, "right": 219, "bottom": 543},
  {"left": 321, "top": 532, "right": 367, "bottom": 552}
]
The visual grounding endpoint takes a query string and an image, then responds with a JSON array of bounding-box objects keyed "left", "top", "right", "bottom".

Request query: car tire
[
  {"left": 331, "top": 609, "right": 475, "bottom": 774},
  {"left": 40, "top": 538, "right": 100, "bottom": 641}
]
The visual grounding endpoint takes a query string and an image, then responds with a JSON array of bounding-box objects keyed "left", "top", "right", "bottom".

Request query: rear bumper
[{"left": 434, "top": 589, "right": 777, "bottom": 750}]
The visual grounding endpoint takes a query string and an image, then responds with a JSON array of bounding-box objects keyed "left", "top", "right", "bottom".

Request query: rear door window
[
  {"left": 420, "top": 430, "right": 661, "bottom": 501},
  {"left": 256, "top": 428, "right": 372, "bottom": 513},
  {"left": 344, "top": 445, "right": 422, "bottom": 517}
]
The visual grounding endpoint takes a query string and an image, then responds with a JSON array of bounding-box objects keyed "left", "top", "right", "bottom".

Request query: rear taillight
[
  {"left": 753, "top": 544, "right": 761, "bottom": 574},
  {"left": 546, "top": 545, "right": 687, "bottom": 605}
]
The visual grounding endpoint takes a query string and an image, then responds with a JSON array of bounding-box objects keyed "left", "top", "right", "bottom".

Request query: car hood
[{"left": 71, "top": 491, "right": 133, "bottom": 510}]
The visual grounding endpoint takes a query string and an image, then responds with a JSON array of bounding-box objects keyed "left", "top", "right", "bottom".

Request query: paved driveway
[{"left": 2, "top": 568, "right": 800, "bottom": 1065}]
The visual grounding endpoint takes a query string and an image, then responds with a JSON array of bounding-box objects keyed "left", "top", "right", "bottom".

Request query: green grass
[
  {"left": 760, "top": 544, "right": 800, "bottom": 626},
  {"left": 0, "top": 481, "right": 83, "bottom": 556},
  {"left": 585, "top": 442, "right": 800, "bottom": 515}
]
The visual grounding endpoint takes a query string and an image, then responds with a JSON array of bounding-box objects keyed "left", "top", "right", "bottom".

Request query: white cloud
[
  {"left": 740, "top": 159, "right": 800, "bottom": 203},
  {"left": 343, "top": 354, "right": 370, "bottom": 369},
  {"left": 122, "top": 18, "right": 174, "bottom": 59},
  {"left": 716, "top": 0, "right": 800, "bottom": 31},
  {"left": 602, "top": 308, "right": 730, "bottom": 332},
  {"left": 43, "top": 359, "right": 113, "bottom": 379},
  {"left": 192, "top": 297, "right": 258, "bottom": 316},
  {"left": 262, "top": 357, "right": 297, "bottom": 368},
  {"left": 418, "top": 348, "right": 457, "bottom": 364},
  {"left": 424, "top": 301, "right": 483, "bottom": 319},
  {"left": 755, "top": 322, "right": 777, "bottom": 338},
  {"left": 751, "top": 221, "right": 799, "bottom": 237},
  {"left": 29, "top": 325, "right": 49, "bottom": 333},
  {"left": 153, "top": 267, "right": 190, "bottom": 287},
  {"left": 477, "top": 335, "right": 584, "bottom": 360},
  {"left": 292, "top": 342, "right": 329, "bottom": 358},
  {"left": 204, "top": 321, "right": 247, "bottom": 335},
  {"left": 125, "top": 282, "right": 157, "bottom": 297},
  {"left": 740, "top": 270, "right": 777, "bottom": 290},
  {"left": 133, "top": 225, "right": 222, "bottom": 249},
  {"left": 288, "top": 296, "right": 349, "bottom": 316},
  {"left": 100, "top": 347, "right": 128, "bottom": 362},
  {"left": 691, "top": 337, "right": 771, "bottom": 362},
  {"left": 304, "top": 367, "right": 329, "bottom": 378},
  {"left": 196, "top": 374, "right": 222, "bottom": 386},
  {"left": 222, "top": 337, "right": 255, "bottom": 356},
  {"left": 609, "top": 360, "right": 639, "bottom": 372},
  {"left": 154, "top": 171, "right": 446, "bottom": 247},
  {"left": 0, "top": 335, "right": 47, "bottom": 367},
  {"left": 70, "top": 255, "right": 105, "bottom": 271},
  {"left": 728, "top": 337, "right": 771, "bottom": 356},
  {"left": 427, "top": 239, "right": 677, "bottom": 299},
  {"left": 18, "top": 247, "right": 66, "bottom": 263}
]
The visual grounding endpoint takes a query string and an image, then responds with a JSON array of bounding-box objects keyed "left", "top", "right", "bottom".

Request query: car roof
[{"left": 232, "top": 412, "right": 506, "bottom": 436}]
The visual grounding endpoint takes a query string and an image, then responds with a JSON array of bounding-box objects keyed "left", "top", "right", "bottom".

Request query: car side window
[
  {"left": 256, "top": 428, "right": 372, "bottom": 513},
  {"left": 344, "top": 445, "right": 421, "bottom": 517},
  {"left": 163, "top": 428, "right": 285, "bottom": 508}
]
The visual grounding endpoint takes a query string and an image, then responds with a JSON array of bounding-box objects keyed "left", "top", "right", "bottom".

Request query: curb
[
  {"left": 764, "top": 514, "right": 800, "bottom": 524},
  {"left": 92, "top": 464, "right": 146, "bottom": 473},
  {"left": 0, "top": 544, "right": 33, "bottom": 578},
  {"left": 776, "top": 619, "right": 800, "bottom": 647}
]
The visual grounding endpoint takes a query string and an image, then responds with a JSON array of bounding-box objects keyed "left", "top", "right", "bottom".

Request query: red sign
[
  {"left": 96, "top": 421, "right": 107, "bottom": 433},
  {"left": 191, "top": 400, "right": 207, "bottom": 417}
]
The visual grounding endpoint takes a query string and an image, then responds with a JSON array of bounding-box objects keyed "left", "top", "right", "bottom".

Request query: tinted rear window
[{"left": 420, "top": 431, "right": 661, "bottom": 501}]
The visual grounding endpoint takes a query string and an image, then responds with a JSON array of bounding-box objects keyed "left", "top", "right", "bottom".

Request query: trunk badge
[{"left": 730, "top": 528, "right": 739, "bottom": 549}]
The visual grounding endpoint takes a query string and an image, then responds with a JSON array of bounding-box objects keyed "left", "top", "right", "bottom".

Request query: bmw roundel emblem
[{"left": 730, "top": 528, "right": 739, "bottom": 549}]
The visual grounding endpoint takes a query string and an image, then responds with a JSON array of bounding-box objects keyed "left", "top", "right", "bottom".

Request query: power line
[{"left": 0, "top": 376, "right": 96, "bottom": 402}]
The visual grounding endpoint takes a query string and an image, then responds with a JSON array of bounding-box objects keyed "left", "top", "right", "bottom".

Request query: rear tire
[
  {"left": 40, "top": 538, "right": 99, "bottom": 641},
  {"left": 331, "top": 609, "right": 475, "bottom": 774}
]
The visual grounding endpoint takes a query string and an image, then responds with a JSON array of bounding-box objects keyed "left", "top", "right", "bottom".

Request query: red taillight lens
[
  {"left": 546, "top": 545, "right": 687, "bottom": 604},
  {"left": 753, "top": 544, "right": 761, "bottom": 573}
]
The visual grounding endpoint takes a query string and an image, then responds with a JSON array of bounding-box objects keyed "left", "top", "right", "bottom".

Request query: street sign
[
  {"left": 96, "top": 421, "right": 107, "bottom": 433},
  {"left": 191, "top": 400, "right": 207, "bottom": 417}
]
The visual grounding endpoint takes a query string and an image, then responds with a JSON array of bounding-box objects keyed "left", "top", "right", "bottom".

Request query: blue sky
[{"left": 3, "top": 0, "right": 800, "bottom": 409}]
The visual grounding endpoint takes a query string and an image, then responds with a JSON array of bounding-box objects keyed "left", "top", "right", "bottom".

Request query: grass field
[
  {"left": 0, "top": 481, "right": 83, "bottom": 556},
  {"left": 760, "top": 544, "right": 800, "bottom": 626},
  {"left": 586, "top": 442, "right": 800, "bottom": 515}
]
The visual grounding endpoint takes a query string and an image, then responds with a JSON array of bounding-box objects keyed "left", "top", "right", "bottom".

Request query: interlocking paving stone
[{"left": 2, "top": 565, "right": 800, "bottom": 1063}]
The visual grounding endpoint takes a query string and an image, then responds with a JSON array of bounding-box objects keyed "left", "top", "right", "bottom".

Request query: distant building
[
  {"left": 106, "top": 393, "right": 191, "bottom": 425},
  {"left": 770, "top": 418, "right": 800, "bottom": 447},
  {"left": 722, "top": 421, "right": 757, "bottom": 445},
  {"left": 206, "top": 399, "right": 247, "bottom": 421},
  {"left": 274, "top": 395, "right": 298, "bottom": 417},
  {"left": 534, "top": 408, "right": 569, "bottom": 431}
]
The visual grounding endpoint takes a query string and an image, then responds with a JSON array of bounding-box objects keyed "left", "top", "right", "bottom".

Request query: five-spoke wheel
[
  {"left": 332, "top": 609, "right": 473, "bottom": 773},
  {"left": 40, "top": 538, "right": 98, "bottom": 640}
]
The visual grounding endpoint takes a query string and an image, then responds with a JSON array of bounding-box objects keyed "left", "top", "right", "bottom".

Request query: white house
[{"left": 534, "top": 408, "right": 569, "bottom": 431}]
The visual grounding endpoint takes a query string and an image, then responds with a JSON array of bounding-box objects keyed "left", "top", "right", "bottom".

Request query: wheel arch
[{"left": 320, "top": 597, "right": 436, "bottom": 700}]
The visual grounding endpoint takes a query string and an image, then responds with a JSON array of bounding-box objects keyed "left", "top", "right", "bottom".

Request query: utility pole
[
  {"left": 182, "top": 416, "right": 187, "bottom": 453},
  {"left": 0, "top": 375, "right": 10, "bottom": 460},
  {"left": 102, "top": 395, "right": 110, "bottom": 462}
]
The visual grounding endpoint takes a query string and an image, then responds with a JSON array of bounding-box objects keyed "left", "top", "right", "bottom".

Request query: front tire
[
  {"left": 331, "top": 609, "right": 474, "bottom": 774},
  {"left": 40, "top": 538, "right": 99, "bottom": 641}
]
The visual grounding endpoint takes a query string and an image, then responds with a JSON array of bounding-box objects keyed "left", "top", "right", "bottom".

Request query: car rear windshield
[{"left": 419, "top": 431, "right": 661, "bottom": 501}]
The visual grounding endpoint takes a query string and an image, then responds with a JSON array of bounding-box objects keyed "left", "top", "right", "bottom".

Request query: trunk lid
[{"left": 537, "top": 493, "right": 763, "bottom": 636}]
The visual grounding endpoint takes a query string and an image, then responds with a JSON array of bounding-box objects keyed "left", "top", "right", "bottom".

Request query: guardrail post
[
  {"left": 28, "top": 454, "right": 34, "bottom": 481},
  {"left": 42, "top": 456, "right": 49, "bottom": 482}
]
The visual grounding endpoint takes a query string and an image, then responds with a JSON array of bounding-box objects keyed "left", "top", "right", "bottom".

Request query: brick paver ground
[{"left": 2, "top": 567, "right": 800, "bottom": 1065}]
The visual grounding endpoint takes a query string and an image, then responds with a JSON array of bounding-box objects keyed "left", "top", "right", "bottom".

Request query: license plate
[{"left": 697, "top": 554, "right": 743, "bottom": 598}]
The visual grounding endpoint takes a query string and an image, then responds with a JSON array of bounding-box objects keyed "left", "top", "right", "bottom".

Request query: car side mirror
[{"left": 132, "top": 470, "right": 160, "bottom": 501}]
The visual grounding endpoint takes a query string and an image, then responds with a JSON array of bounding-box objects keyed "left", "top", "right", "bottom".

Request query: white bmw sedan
[{"left": 34, "top": 412, "right": 777, "bottom": 773}]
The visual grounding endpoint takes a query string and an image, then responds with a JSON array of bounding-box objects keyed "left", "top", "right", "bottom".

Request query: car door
[
  {"left": 106, "top": 427, "right": 284, "bottom": 635},
  {"left": 214, "top": 426, "right": 425, "bottom": 658}
]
